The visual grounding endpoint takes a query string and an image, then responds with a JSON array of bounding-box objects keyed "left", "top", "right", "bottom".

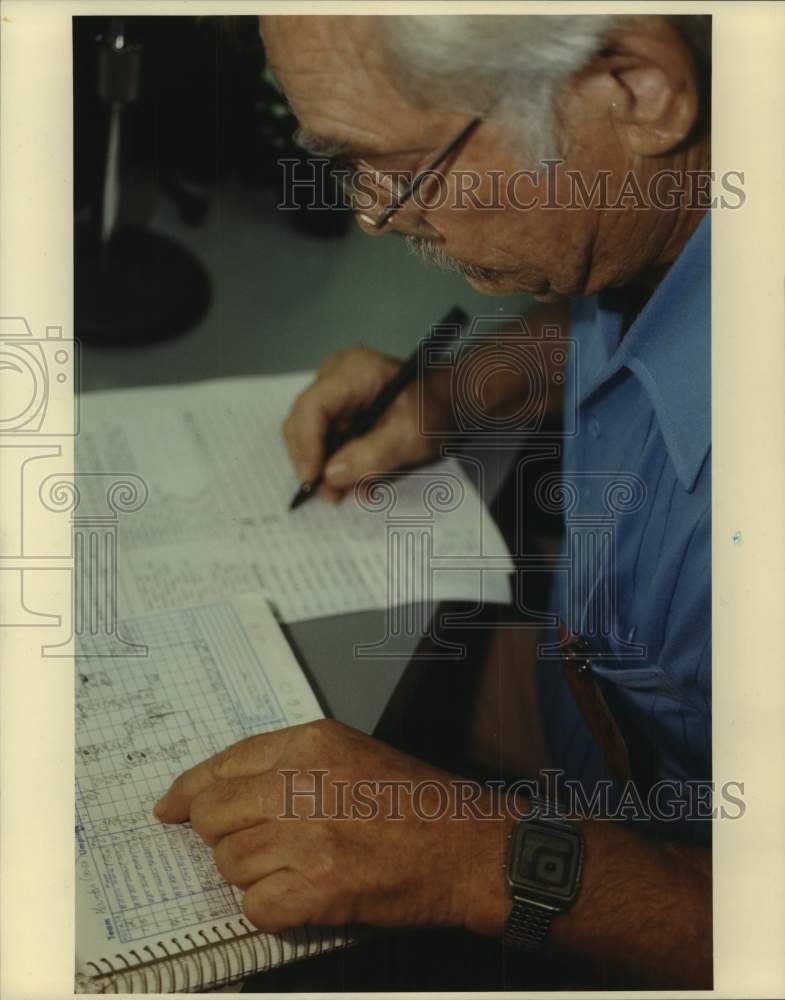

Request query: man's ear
[{"left": 567, "top": 18, "right": 702, "bottom": 157}]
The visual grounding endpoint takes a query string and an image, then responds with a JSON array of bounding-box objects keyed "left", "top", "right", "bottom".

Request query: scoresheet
[
  {"left": 78, "top": 373, "right": 513, "bottom": 624},
  {"left": 75, "top": 595, "right": 323, "bottom": 973}
]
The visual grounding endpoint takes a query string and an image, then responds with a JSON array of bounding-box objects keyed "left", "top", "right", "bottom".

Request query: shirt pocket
[{"left": 589, "top": 663, "right": 695, "bottom": 707}]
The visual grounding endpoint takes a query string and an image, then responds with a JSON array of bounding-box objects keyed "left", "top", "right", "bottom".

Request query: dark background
[{"left": 74, "top": 15, "right": 530, "bottom": 394}]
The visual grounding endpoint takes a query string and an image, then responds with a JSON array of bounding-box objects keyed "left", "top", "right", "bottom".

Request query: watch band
[{"left": 503, "top": 898, "right": 556, "bottom": 951}]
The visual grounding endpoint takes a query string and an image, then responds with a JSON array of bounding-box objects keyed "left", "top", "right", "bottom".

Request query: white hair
[{"left": 377, "top": 15, "right": 710, "bottom": 159}]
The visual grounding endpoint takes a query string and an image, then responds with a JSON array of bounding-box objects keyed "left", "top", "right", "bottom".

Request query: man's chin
[
  {"left": 463, "top": 268, "right": 569, "bottom": 301},
  {"left": 464, "top": 272, "right": 513, "bottom": 294},
  {"left": 464, "top": 271, "right": 552, "bottom": 298},
  {"left": 531, "top": 288, "right": 570, "bottom": 303}
]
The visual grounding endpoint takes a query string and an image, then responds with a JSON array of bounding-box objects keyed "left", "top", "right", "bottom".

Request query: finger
[
  {"left": 154, "top": 731, "right": 285, "bottom": 823},
  {"left": 189, "top": 773, "right": 278, "bottom": 846},
  {"left": 242, "top": 871, "right": 316, "bottom": 934},
  {"left": 323, "top": 419, "right": 422, "bottom": 491},
  {"left": 317, "top": 482, "right": 344, "bottom": 504},
  {"left": 283, "top": 374, "right": 367, "bottom": 483},
  {"left": 213, "top": 823, "right": 284, "bottom": 888},
  {"left": 282, "top": 388, "right": 332, "bottom": 482},
  {"left": 317, "top": 352, "right": 342, "bottom": 376}
]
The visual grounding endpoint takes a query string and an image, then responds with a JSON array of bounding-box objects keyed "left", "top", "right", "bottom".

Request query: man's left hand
[{"left": 154, "top": 719, "right": 512, "bottom": 935}]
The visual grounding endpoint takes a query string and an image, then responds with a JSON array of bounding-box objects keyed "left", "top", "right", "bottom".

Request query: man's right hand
[
  {"left": 282, "top": 346, "right": 454, "bottom": 502},
  {"left": 283, "top": 305, "right": 572, "bottom": 503}
]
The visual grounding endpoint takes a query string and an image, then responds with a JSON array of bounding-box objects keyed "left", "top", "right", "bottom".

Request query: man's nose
[{"left": 354, "top": 210, "right": 440, "bottom": 240}]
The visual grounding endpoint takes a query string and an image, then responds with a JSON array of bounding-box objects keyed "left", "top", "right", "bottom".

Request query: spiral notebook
[{"left": 75, "top": 594, "right": 355, "bottom": 993}]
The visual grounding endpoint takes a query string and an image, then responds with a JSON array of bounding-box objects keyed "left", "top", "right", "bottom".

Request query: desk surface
[{"left": 282, "top": 611, "right": 417, "bottom": 734}]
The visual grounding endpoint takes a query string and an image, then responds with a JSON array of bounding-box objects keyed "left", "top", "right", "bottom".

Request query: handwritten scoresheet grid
[{"left": 76, "top": 602, "right": 316, "bottom": 946}]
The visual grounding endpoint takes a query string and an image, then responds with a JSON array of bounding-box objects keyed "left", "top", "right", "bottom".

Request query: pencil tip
[{"left": 290, "top": 483, "right": 312, "bottom": 510}]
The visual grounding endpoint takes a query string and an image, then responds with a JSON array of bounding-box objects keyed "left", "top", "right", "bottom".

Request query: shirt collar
[{"left": 583, "top": 213, "right": 711, "bottom": 492}]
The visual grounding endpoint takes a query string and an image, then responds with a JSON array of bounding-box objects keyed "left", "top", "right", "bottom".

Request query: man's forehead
[
  {"left": 260, "top": 15, "right": 382, "bottom": 95},
  {"left": 260, "top": 15, "right": 423, "bottom": 153}
]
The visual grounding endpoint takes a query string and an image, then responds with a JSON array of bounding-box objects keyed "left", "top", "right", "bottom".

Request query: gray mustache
[{"left": 403, "top": 235, "right": 502, "bottom": 283}]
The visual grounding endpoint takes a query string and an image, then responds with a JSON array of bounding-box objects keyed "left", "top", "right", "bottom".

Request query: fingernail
[
  {"left": 153, "top": 793, "right": 169, "bottom": 818},
  {"left": 325, "top": 461, "right": 349, "bottom": 487}
]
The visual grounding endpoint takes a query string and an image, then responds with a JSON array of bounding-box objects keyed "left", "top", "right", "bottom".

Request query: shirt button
[{"left": 588, "top": 416, "right": 602, "bottom": 438}]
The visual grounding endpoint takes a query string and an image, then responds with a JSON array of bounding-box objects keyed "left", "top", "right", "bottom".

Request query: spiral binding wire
[{"left": 77, "top": 922, "right": 353, "bottom": 993}]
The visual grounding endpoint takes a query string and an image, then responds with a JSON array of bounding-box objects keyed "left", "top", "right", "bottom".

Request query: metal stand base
[{"left": 75, "top": 223, "right": 211, "bottom": 345}]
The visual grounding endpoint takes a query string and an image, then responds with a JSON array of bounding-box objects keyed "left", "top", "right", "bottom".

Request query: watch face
[{"left": 509, "top": 820, "right": 582, "bottom": 904}]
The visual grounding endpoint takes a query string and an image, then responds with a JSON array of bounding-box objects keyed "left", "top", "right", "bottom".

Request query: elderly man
[{"left": 155, "top": 14, "right": 713, "bottom": 989}]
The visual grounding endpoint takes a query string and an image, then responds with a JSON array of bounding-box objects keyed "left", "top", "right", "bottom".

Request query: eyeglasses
[{"left": 335, "top": 116, "right": 482, "bottom": 230}]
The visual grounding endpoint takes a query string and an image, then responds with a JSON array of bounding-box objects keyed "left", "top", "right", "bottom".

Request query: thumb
[{"left": 323, "top": 423, "right": 416, "bottom": 491}]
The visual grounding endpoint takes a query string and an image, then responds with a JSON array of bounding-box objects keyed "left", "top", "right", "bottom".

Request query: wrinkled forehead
[{"left": 258, "top": 15, "right": 442, "bottom": 155}]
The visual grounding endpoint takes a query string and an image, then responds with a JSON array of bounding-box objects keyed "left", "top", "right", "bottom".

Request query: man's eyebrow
[{"left": 292, "top": 126, "right": 377, "bottom": 160}]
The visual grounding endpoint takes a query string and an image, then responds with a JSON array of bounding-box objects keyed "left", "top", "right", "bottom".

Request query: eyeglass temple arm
[{"left": 370, "top": 116, "right": 483, "bottom": 229}]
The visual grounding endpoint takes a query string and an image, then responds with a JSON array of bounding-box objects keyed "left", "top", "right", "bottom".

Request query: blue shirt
[{"left": 537, "top": 214, "right": 711, "bottom": 828}]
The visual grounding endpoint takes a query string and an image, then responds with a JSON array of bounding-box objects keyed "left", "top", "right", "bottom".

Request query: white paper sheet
[{"left": 78, "top": 373, "right": 513, "bottom": 624}]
